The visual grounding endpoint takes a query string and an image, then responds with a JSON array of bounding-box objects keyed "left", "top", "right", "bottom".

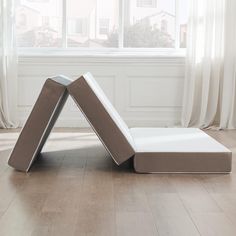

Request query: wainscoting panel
[
  {"left": 128, "top": 76, "right": 184, "bottom": 108},
  {"left": 18, "top": 55, "right": 185, "bottom": 127}
]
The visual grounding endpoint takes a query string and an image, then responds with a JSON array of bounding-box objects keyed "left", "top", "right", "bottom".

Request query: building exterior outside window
[{"left": 15, "top": 0, "right": 188, "bottom": 49}]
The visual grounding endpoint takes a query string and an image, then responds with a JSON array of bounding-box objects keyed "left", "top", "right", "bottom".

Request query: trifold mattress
[
  {"left": 8, "top": 76, "right": 72, "bottom": 172},
  {"left": 8, "top": 73, "right": 232, "bottom": 173},
  {"left": 68, "top": 73, "right": 232, "bottom": 173}
]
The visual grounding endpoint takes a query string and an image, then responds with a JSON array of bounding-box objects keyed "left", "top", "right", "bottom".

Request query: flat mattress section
[{"left": 130, "top": 128, "right": 232, "bottom": 173}]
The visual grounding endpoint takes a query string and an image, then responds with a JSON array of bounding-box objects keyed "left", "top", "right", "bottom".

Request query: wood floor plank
[
  {"left": 154, "top": 214, "right": 200, "bottom": 236},
  {"left": 41, "top": 178, "right": 83, "bottom": 213},
  {"left": 171, "top": 175, "right": 209, "bottom": 194},
  {"left": 113, "top": 173, "right": 150, "bottom": 213},
  {"left": 0, "top": 171, "right": 26, "bottom": 214},
  {"left": 39, "top": 211, "right": 78, "bottom": 236},
  {"left": 200, "top": 174, "right": 236, "bottom": 193},
  {"left": 191, "top": 212, "right": 236, "bottom": 236},
  {"left": 172, "top": 176, "right": 222, "bottom": 213},
  {"left": 75, "top": 210, "right": 116, "bottom": 236},
  {"left": 0, "top": 191, "right": 47, "bottom": 236},
  {"left": 0, "top": 211, "right": 4, "bottom": 219},
  {"left": 147, "top": 193, "right": 200, "bottom": 236},
  {"left": 211, "top": 193, "right": 236, "bottom": 212},
  {"left": 0, "top": 150, "right": 10, "bottom": 176},
  {"left": 74, "top": 143, "right": 116, "bottom": 236},
  {"left": 224, "top": 211, "right": 236, "bottom": 225},
  {"left": 116, "top": 212, "right": 158, "bottom": 236},
  {"left": 179, "top": 193, "right": 222, "bottom": 213},
  {"left": 147, "top": 193, "right": 189, "bottom": 217},
  {"left": 135, "top": 174, "right": 177, "bottom": 194}
]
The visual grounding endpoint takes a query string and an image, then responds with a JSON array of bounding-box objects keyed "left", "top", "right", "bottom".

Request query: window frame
[
  {"left": 136, "top": 0, "right": 157, "bottom": 8},
  {"left": 17, "top": 0, "right": 186, "bottom": 56}
]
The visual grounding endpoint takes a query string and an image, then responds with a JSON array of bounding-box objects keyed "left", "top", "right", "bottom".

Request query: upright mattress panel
[
  {"left": 67, "top": 73, "right": 135, "bottom": 165},
  {"left": 8, "top": 76, "right": 72, "bottom": 172}
]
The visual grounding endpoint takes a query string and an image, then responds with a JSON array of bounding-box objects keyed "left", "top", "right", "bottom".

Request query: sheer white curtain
[
  {"left": 220, "top": 0, "right": 236, "bottom": 129},
  {"left": 182, "top": 0, "right": 236, "bottom": 129},
  {"left": 0, "top": 0, "right": 18, "bottom": 128}
]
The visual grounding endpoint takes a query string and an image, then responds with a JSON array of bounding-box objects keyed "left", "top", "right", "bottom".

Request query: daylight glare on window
[{"left": 15, "top": 0, "right": 188, "bottom": 49}]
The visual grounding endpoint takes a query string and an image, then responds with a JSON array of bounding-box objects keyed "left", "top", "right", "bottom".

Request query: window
[
  {"left": 68, "top": 18, "right": 86, "bottom": 35},
  {"left": 15, "top": 0, "right": 188, "bottom": 51},
  {"left": 15, "top": 0, "right": 62, "bottom": 47},
  {"left": 75, "top": 19, "right": 83, "bottom": 34},
  {"left": 99, "top": 18, "right": 110, "bottom": 35},
  {"left": 66, "top": 0, "right": 118, "bottom": 48},
  {"left": 18, "top": 13, "right": 27, "bottom": 26},
  {"left": 137, "top": 0, "right": 157, "bottom": 8},
  {"left": 161, "top": 19, "right": 167, "bottom": 32}
]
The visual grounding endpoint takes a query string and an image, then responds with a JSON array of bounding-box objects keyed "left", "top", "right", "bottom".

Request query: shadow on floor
[{"left": 25, "top": 144, "right": 134, "bottom": 174}]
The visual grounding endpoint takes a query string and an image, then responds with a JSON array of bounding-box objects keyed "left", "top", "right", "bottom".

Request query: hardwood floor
[{"left": 0, "top": 128, "right": 236, "bottom": 236}]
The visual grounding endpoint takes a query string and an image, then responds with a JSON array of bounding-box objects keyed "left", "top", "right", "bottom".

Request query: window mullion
[
  {"left": 118, "top": 0, "right": 124, "bottom": 48},
  {"left": 175, "top": 0, "right": 180, "bottom": 50},
  {"left": 62, "top": 0, "right": 67, "bottom": 48}
]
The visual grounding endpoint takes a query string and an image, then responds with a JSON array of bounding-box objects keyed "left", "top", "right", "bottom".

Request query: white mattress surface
[
  {"left": 83, "top": 73, "right": 136, "bottom": 149},
  {"left": 130, "top": 128, "right": 231, "bottom": 153}
]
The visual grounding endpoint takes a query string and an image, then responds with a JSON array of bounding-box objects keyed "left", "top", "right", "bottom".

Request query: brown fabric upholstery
[
  {"left": 134, "top": 152, "right": 232, "bottom": 173},
  {"left": 8, "top": 76, "right": 72, "bottom": 172}
]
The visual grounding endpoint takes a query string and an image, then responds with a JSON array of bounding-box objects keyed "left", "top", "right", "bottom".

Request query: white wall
[{"left": 18, "top": 55, "right": 185, "bottom": 127}]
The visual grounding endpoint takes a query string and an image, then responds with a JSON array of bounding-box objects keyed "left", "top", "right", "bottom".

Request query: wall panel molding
[{"left": 18, "top": 55, "right": 185, "bottom": 127}]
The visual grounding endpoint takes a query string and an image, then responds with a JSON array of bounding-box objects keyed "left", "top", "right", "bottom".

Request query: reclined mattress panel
[
  {"left": 8, "top": 76, "right": 71, "bottom": 172},
  {"left": 67, "top": 73, "right": 135, "bottom": 165}
]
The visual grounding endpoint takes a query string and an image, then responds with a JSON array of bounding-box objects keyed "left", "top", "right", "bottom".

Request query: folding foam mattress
[
  {"left": 8, "top": 73, "right": 232, "bottom": 173},
  {"left": 68, "top": 73, "right": 232, "bottom": 173}
]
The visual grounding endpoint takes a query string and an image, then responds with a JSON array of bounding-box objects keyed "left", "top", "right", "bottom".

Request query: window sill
[
  {"left": 18, "top": 48, "right": 186, "bottom": 58},
  {"left": 18, "top": 49, "right": 186, "bottom": 66}
]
